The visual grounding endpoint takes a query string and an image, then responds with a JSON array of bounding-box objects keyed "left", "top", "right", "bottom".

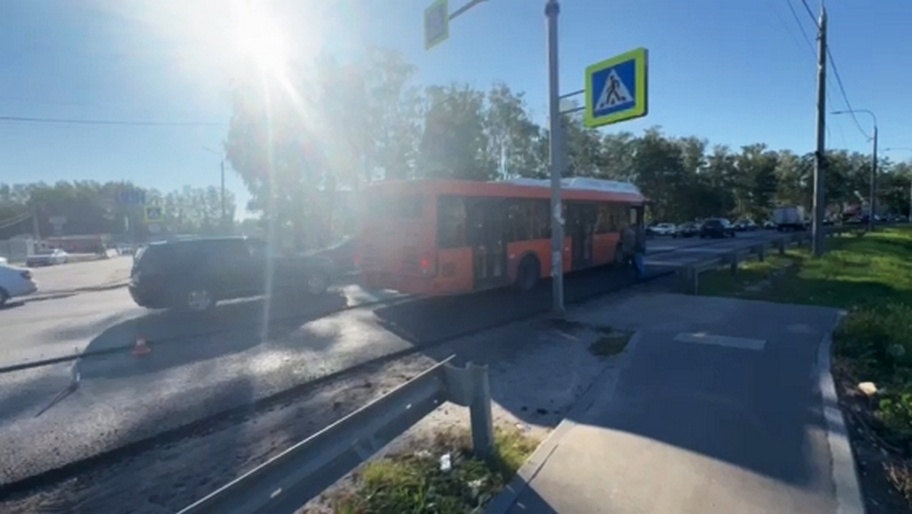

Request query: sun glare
[{"left": 232, "top": 1, "right": 288, "bottom": 72}]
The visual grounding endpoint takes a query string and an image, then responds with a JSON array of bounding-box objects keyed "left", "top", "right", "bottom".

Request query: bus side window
[
  {"left": 506, "top": 200, "right": 532, "bottom": 242},
  {"left": 596, "top": 204, "right": 611, "bottom": 234},
  {"left": 533, "top": 200, "right": 551, "bottom": 239},
  {"left": 437, "top": 196, "right": 467, "bottom": 249}
]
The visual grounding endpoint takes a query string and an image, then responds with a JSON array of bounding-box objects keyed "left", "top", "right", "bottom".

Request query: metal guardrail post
[
  {"left": 468, "top": 362, "right": 494, "bottom": 459},
  {"left": 727, "top": 253, "right": 738, "bottom": 276},
  {"left": 177, "top": 356, "right": 497, "bottom": 514},
  {"left": 754, "top": 244, "right": 765, "bottom": 262},
  {"left": 777, "top": 239, "right": 786, "bottom": 255}
]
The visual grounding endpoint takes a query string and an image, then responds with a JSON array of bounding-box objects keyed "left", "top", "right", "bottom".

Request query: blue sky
[{"left": 1, "top": 0, "right": 910, "bottom": 215}]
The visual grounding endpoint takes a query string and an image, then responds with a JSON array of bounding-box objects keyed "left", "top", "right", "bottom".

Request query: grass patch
[
  {"left": 589, "top": 329, "right": 633, "bottom": 357},
  {"left": 331, "top": 425, "right": 540, "bottom": 513},
  {"left": 699, "top": 227, "right": 912, "bottom": 505}
]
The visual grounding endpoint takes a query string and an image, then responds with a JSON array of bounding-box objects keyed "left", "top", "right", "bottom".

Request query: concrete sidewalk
[{"left": 488, "top": 294, "right": 863, "bottom": 514}]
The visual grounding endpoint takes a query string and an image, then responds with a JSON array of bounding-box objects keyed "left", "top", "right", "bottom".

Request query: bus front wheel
[{"left": 515, "top": 256, "right": 541, "bottom": 292}]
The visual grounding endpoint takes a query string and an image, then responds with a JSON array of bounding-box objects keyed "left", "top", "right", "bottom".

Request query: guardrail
[
  {"left": 678, "top": 225, "right": 859, "bottom": 295},
  {"left": 177, "top": 356, "right": 494, "bottom": 514}
]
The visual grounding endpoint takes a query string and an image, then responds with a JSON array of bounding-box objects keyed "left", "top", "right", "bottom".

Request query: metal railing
[
  {"left": 177, "top": 356, "right": 493, "bottom": 514},
  {"left": 678, "top": 225, "right": 858, "bottom": 295}
]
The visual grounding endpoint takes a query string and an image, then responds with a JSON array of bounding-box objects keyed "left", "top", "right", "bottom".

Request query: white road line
[
  {"left": 673, "top": 332, "right": 766, "bottom": 351},
  {"left": 818, "top": 311, "right": 866, "bottom": 514}
]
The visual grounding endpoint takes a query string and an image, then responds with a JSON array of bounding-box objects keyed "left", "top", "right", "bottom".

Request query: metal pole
[
  {"left": 869, "top": 126, "right": 878, "bottom": 232},
  {"left": 220, "top": 159, "right": 227, "bottom": 230},
  {"left": 467, "top": 361, "right": 493, "bottom": 459},
  {"left": 811, "top": 7, "right": 827, "bottom": 257},
  {"left": 546, "top": 0, "right": 564, "bottom": 317}
]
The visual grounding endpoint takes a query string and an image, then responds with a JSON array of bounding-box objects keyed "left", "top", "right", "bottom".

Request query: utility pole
[
  {"left": 546, "top": 0, "right": 565, "bottom": 317},
  {"left": 811, "top": 7, "right": 827, "bottom": 257},
  {"left": 869, "top": 126, "right": 878, "bottom": 231}
]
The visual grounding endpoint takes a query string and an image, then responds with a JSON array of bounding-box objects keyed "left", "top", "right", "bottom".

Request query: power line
[
  {"left": 799, "top": 0, "right": 819, "bottom": 26},
  {"left": 0, "top": 115, "right": 224, "bottom": 127},
  {"left": 780, "top": 0, "right": 846, "bottom": 147},
  {"left": 826, "top": 47, "right": 870, "bottom": 139},
  {"left": 784, "top": 0, "right": 816, "bottom": 58}
]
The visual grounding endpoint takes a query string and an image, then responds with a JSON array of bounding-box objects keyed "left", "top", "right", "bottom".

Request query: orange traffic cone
[{"left": 132, "top": 337, "right": 151, "bottom": 356}]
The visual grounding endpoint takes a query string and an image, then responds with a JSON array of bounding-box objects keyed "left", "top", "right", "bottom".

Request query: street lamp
[
  {"left": 884, "top": 147, "right": 912, "bottom": 221},
  {"left": 202, "top": 146, "right": 228, "bottom": 230},
  {"left": 832, "top": 109, "right": 878, "bottom": 231}
]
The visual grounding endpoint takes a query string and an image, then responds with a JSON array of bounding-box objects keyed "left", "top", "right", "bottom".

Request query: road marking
[{"left": 673, "top": 332, "right": 766, "bottom": 351}]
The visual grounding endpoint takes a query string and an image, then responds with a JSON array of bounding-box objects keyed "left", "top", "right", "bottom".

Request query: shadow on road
[
  {"left": 484, "top": 296, "right": 840, "bottom": 513},
  {"left": 372, "top": 265, "right": 652, "bottom": 345},
  {"left": 78, "top": 290, "right": 348, "bottom": 379}
]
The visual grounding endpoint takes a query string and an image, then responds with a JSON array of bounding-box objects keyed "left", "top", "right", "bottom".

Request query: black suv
[
  {"left": 699, "top": 218, "right": 736, "bottom": 238},
  {"left": 128, "top": 237, "right": 336, "bottom": 312}
]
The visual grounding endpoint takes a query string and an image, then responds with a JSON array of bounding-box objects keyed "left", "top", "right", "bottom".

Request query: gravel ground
[{"left": 0, "top": 288, "right": 644, "bottom": 514}]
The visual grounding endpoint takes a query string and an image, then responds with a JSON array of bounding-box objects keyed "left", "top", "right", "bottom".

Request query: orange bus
[{"left": 357, "top": 178, "right": 646, "bottom": 296}]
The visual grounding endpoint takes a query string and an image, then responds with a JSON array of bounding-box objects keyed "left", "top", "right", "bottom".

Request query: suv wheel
[
  {"left": 185, "top": 288, "right": 215, "bottom": 312},
  {"left": 0, "top": 288, "right": 9, "bottom": 308},
  {"left": 305, "top": 273, "right": 329, "bottom": 295}
]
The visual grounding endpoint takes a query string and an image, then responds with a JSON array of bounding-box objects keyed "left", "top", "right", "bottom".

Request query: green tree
[{"left": 418, "top": 83, "right": 491, "bottom": 180}]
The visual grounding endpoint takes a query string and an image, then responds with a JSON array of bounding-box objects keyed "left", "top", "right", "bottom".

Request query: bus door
[
  {"left": 466, "top": 198, "right": 508, "bottom": 288},
  {"left": 568, "top": 203, "right": 597, "bottom": 269}
]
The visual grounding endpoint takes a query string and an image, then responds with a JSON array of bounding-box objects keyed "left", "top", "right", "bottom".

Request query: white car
[
  {"left": 650, "top": 223, "right": 677, "bottom": 236},
  {"left": 0, "top": 264, "right": 38, "bottom": 307}
]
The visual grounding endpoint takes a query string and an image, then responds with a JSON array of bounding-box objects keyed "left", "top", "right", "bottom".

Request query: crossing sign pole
[
  {"left": 546, "top": 0, "right": 565, "bottom": 317},
  {"left": 584, "top": 47, "right": 648, "bottom": 128}
]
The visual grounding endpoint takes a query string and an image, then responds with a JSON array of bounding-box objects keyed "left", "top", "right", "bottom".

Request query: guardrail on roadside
[
  {"left": 177, "top": 356, "right": 494, "bottom": 514},
  {"left": 678, "top": 225, "right": 859, "bottom": 295}
]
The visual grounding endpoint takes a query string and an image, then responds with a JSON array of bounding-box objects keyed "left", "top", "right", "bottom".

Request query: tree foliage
[
  {"left": 223, "top": 48, "right": 912, "bottom": 237},
  {"left": 0, "top": 181, "right": 235, "bottom": 240}
]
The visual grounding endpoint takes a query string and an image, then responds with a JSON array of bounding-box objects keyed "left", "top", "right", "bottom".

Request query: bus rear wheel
[{"left": 515, "top": 256, "right": 540, "bottom": 292}]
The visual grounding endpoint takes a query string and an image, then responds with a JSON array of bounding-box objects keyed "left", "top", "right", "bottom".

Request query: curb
[
  {"left": 484, "top": 330, "right": 644, "bottom": 514},
  {"left": 819, "top": 311, "right": 866, "bottom": 514},
  {"left": 24, "top": 281, "right": 129, "bottom": 303}
]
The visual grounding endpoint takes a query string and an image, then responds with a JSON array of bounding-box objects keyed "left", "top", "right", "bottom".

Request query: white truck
[{"left": 773, "top": 205, "right": 807, "bottom": 231}]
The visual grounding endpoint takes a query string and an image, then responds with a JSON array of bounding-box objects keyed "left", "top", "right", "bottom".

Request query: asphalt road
[{"left": 0, "top": 229, "right": 785, "bottom": 489}]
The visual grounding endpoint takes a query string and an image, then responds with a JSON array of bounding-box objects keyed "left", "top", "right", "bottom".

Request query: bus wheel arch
[{"left": 515, "top": 253, "right": 541, "bottom": 292}]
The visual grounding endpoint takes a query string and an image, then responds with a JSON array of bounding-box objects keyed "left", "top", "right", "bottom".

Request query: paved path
[{"left": 494, "top": 294, "right": 861, "bottom": 514}]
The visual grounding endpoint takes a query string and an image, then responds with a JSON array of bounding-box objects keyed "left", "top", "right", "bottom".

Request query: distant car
[
  {"left": 672, "top": 222, "right": 699, "bottom": 238},
  {"left": 762, "top": 220, "right": 776, "bottom": 229},
  {"left": 26, "top": 248, "right": 69, "bottom": 267},
  {"left": 0, "top": 264, "right": 37, "bottom": 307},
  {"left": 648, "top": 223, "right": 676, "bottom": 236},
  {"left": 116, "top": 243, "right": 135, "bottom": 256},
  {"left": 129, "top": 236, "right": 337, "bottom": 312},
  {"left": 699, "top": 218, "right": 736, "bottom": 238},
  {"left": 734, "top": 219, "right": 758, "bottom": 231}
]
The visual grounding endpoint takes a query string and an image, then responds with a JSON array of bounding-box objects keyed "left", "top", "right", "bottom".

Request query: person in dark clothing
[{"left": 633, "top": 223, "right": 647, "bottom": 278}]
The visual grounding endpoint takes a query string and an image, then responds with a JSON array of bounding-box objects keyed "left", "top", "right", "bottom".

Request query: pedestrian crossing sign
[
  {"left": 144, "top": 206, "right": 163, "bottom": 223},
  {"left": 584, "top": 47, "right": 648, "bottom": 128}
]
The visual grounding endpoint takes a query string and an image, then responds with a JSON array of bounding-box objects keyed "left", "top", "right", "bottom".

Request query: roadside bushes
[{"left": 836, "top": 302, "right": 912, "bottom": 447}]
